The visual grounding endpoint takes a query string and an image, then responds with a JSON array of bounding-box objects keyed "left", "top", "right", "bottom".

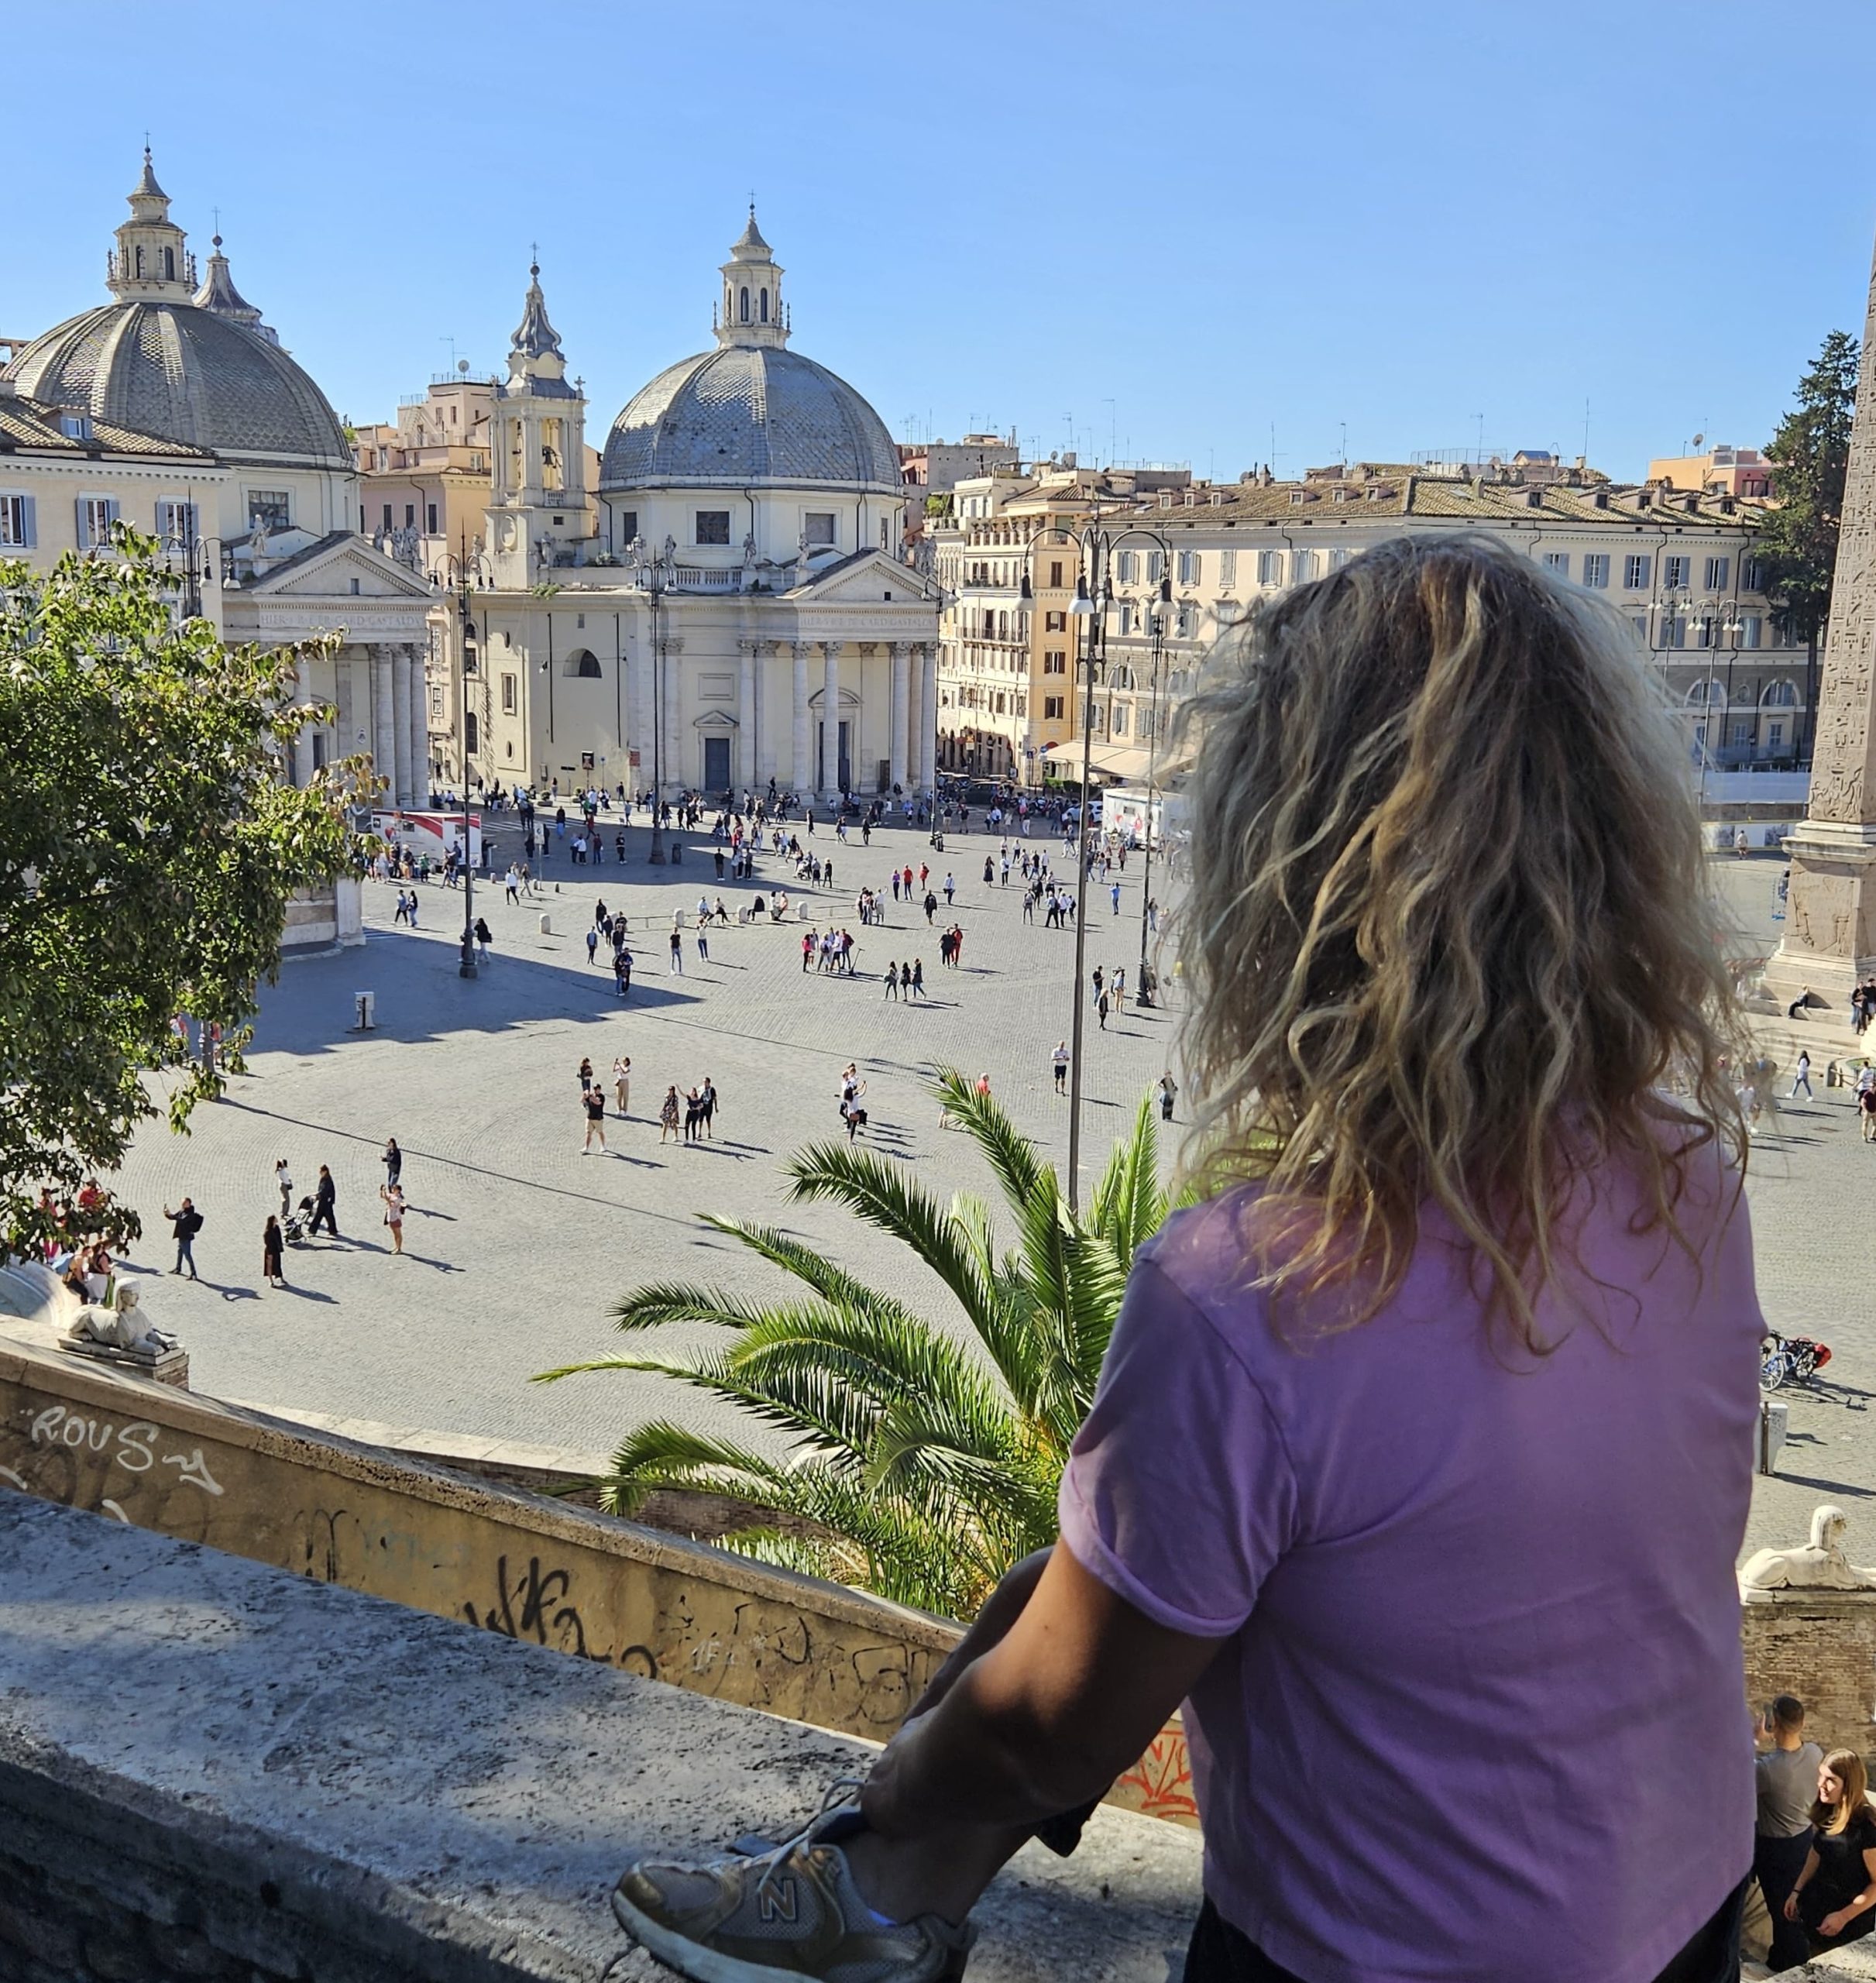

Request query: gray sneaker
[{"left": 611, "top": 1785, "right": 975, "bottom": 1983}]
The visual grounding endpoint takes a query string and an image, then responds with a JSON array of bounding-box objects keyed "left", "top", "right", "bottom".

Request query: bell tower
[
  {"left": 106, "top": 149, "right": 196, "bottom": 303},
  {"left": 714, "top": 208, "right": 789, "bottom": 350},
  {"left": 486, "top": 257, "right": 589, "bottom": 587}
]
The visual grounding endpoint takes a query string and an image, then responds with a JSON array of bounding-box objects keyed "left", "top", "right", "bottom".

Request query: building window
[
  {"left": 1582, "top": 552, "right": 1610, "bottom": 589},
  {"left": 739, "top": 286, "right": 750, "bottom": 323},
  {"left": 565, "top": 649, "right": 602, "bottom": 679},
  {"left": 401, "top": 503, "right": 414, "bottom": 528},
  {"left": 1116, "top": 550, "right": 1139, "bottom": 584},
  {"left": 1742, "top": 613, "right": 1762, "bottom": 649},
  {"left": 381, "top": 503, "right": 393, "bottom": 531},
  {"left": 58, "top": 412, "right": 91, "bottom": 441},
  {"left": 1768, "top": 721, "right": 1785, "bottom": 750},
  {"left": 501, "top": 673, "right": 517, "bottom": 714},
  {"left": 0, "top": 493, "right": 32, "bottom": 546},
  {"left": 465, "top": 711, "right": 479, "bottom": 754},
  {"left": 1043, "top": 696, "right": 1065, "bottom": 720},
  {"left": 156, "top": 499, "right": 197, "bottom": 547},
  {"left": 617, "top": 510, "right": 638, "bottom": 547},
  {"left": 1763, "top": 679, "right": 1799, "bottom": 708},
  {"left": 78, "top": 496, "right": 117, "bottom": 548},
  {"left": 1219, "top": 548, "right": 1237, "bottom": 586},
  {"left": 1044, "top": 610, "right": 1066, "bottom": 633},
  {"left": 1663, "top": 555, "right": 1691, "bottom": 589},
  {"left": 1050, "top": 559, "right": 1064, "bottom": 587},
  {"left": 1257, "top": 548, "right": 1285, "bottom": 585},
  {"left": 1730, "top": 720, "right": 1752, "bottom": 750},
  {"left": 1661, "top": 615, "right": 1686, "bottom": 649},
  {"left": 696, "top": 510, "right": 731, "bottom": 545},
  {"left": 427, "top": 503, "right": 438, "bottom": 533},
  {"left": 1178, "top": 549, "right": 1201, "bottom": 586},
  {"left": 1044, "top": 651, "right": 1067, "bottom": 675},
  {"left": 1147, "top": 551, "right": 1165, "bottom": 586},
  {"left": 1704, "top": 555, "right": 1730, "bottom": 591},
  {"left": 1542, "top": 552, "right": 1570, "bottom": 579},
  {"left": 1743, "top": 556, "right": 1766, "bottom": 592},
  {"left": 803, "top": 511, "right": 836, "bottom": 546},
  {"left": 1292, "top": 550, "right": 1318, "bottom": 583},
  {"left": 1177, "top": 602, "right": 1197, "bottom": 637},
  {"left": 248, "top": 490, "right": 290, "bottom": 533},
  {"left": 1118, "top": 603, "right": 1133, "bottom": 637},
  {"left": 1623, "top": 554, "right": 1651, "bottom": 589},
  {"left": 1112, "top": 705, "right": 1128, "bottom": 735}
]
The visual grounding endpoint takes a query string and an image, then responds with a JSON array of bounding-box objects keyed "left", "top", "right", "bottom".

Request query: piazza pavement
[{"left": 83, "top": 816, "right": 1875, "bottom": 1559}]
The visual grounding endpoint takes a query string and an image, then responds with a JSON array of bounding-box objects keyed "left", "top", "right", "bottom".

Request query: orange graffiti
[{"left": 1115, "top": 1730, "right": 1198, "bottom": 1820}]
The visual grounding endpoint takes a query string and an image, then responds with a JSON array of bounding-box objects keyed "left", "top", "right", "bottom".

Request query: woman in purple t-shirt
[{"left": 611, "top": 535, "right": 1761, "bottom": 1983}]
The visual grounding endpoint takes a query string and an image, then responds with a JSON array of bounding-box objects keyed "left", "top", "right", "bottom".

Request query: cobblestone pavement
[
  {"left": 101, "top": 812, "right": 1176, "bottom": 1465},
  {"left": 92, "top": 827, "right": 1866, "bottom": 1559}
]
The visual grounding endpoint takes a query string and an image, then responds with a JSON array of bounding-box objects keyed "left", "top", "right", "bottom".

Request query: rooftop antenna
[
  {"left": 1339, "top": 421, "right": 1348, "bottom": 465},
  {"left": 1103, "top": 397, "right": 1116, "bottom": 465},
  {"left": 440, "top": 335, "right": 459, "bottom": 372},
  {"left": 1476, "top": 412, "right": 1486, "bottom": 464},
  {"left": 1583, "top": 397, "right": 1591, "bottom": 463}
]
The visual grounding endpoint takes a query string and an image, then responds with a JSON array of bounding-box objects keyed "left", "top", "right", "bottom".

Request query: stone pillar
[
  {"left": 631, "top": 626, "right": 653, "bottom": 797},
  {"left": 919, "top": 644, "right": 937, "bottom": 795},
  {"left": 738, "top": 641, "right": 758, "bottom": 791},
  {"left": 888, "top": 642, "right": 909, "bottom": 792},
  {"left": 822, "top": 640, "right": 842, "bottom": 802},
  {"left": 407, "top": 644, "right": 430, "bottom": 800},
  {"left": 661, "top": 638, "right": 684, "bottom": 796},
  {"left": 1764, "top": 227, "right": 1876, "bottom": 1026},
  {"left": 372, "top": 644, "right": 397, "bottom": 808},
  {"left": 291, "top": 652, "right": 315, "bottom": 786},
  {"left": 791, "top": 641, "right": 811, "bottom": 797}
]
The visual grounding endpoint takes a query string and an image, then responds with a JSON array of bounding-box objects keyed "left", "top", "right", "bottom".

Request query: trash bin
[{"left": 354, "top": 991, "right": 376, "bottom": 1030}]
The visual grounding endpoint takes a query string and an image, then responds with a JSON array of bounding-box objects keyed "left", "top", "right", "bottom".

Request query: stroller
[{"left": 282, "top": 1195, "right": 316, "bottom": 1246}]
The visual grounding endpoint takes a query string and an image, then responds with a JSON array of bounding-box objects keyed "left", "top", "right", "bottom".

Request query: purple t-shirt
[{"left": 1059, "top": 1141, "right": 1761, "bottom": 1983}]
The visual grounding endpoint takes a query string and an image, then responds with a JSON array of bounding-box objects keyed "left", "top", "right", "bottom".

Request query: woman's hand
[
  {"left": 1820, "top": 1907, "right": 1851, "bottom": 1938},
  {"left": 1785, "top": 1894, "right": 1802, "bottom": 1922}
]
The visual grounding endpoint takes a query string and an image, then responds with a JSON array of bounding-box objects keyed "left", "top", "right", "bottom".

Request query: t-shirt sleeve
[{"left": 1058, "top": 1246, "right": 1297, "bottom": 1638}]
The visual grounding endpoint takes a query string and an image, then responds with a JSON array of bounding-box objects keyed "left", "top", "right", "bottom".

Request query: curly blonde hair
[{"left": 1173, "top": 533, "right": 1747, "bottom": 1349}]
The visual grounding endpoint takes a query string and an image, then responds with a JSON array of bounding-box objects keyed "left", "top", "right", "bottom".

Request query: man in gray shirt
[{"left": 1757, "top": 1693, "right": 1823, "bottom": 1971}]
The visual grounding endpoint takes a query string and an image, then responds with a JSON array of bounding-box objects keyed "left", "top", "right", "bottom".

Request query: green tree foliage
[
  {"left": 1758, "top": 329, "right": 1861, "bottom": 652},
  {"left": 0, "top": 528, "right": 371, "bottom": 1253},
  {"left": 537, "top": 1068, "right": 1191, "bottom": 1620}
]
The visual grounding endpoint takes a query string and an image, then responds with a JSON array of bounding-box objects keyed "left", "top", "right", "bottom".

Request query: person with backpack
[{"left": 163, "top": 1198, "right": 203, "bottom": 1279}]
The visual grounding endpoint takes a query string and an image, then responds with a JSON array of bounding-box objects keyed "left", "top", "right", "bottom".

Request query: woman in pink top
[{"left": 613, "top": 535, "right": 1761, "bottom": 1983}]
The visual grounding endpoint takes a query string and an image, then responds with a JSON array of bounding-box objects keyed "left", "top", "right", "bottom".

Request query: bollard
[
  {"left": 538, "top": 913, "right": 552, "bottom": 937},
  {"left": 353, "top": 990, "right": 376, "bottom": 1031},
  {"left": 672, "top": 840, "right": 684, "bottom": 864}
]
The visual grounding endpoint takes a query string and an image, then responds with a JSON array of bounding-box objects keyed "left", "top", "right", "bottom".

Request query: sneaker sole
[{"left": 611, "top": 1885, "right": 812, "bottom": 1983}]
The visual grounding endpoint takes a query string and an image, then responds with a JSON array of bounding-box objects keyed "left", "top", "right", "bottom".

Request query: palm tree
[{"left": 535, "top": 1067, "right": 1181, "bottom": 1620}]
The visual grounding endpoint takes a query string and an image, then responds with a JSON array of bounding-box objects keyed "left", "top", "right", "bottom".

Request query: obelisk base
[{"left": 1757, "top": 820, "right": 1876, "bottom": 1029}]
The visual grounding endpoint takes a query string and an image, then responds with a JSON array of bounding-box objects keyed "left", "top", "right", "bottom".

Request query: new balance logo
[{"left": 758, "top": 1879, "right": 800, "bottom": 1925}]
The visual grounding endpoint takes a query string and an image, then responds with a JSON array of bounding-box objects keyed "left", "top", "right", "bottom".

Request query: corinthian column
[
  {"left": 888, "top": 641, "right": 909, "bottom": 792},
  {"left": 390, "top": 648, "right": 414, "bottom": 806},
  {"left": 407, "top": 644, "right": 430, "bottom": 802},
  {"left": 919, "top": 644, "right": 938, "bottom": 795},
  {"left": 822, "top": 640, "right": 842, "bottom": 802},
  {"left": 791, "top": 641, "right": 811, "bottom": 797},
  {"left": 372, "top": 644, "right": 397, "bottom": 808},
  {"left": 738, "top": 640, "right": 758, "bottom": 791}
]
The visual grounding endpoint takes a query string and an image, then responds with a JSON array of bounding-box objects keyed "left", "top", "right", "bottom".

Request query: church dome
[
  {"left": 600, "top": 344, "right": 901, "bottom": 493},
  {"left": 599, "top": 210, "right": 900, "bottom": 496},
  {"left": 2, "top": 153, "right": 350, "bottom": 472}
]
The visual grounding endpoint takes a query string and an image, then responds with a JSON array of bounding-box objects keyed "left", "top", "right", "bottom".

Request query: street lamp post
[
  {"left": 634, "top": 538, "right": 675, "bottom": 864},
  {"left": 1019, "top": 517, "right": 1170, "bottom": 1212},
  {"left": 1136, "top": 599, "right": 1166, "bottom": 1005},
  {"left": 449, "top": 567, "right": 479, "bottom": 978}
]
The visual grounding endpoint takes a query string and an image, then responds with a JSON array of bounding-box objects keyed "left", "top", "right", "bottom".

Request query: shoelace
[{"left": 751, "top": 1776, "right": 869, "bottom": 1912}]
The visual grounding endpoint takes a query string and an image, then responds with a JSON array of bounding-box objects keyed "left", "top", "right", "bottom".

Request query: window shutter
[
  {"left": 21, "top": 497, "right": 35, "bottom": 548},
  {"left": 105, "top": 498, "right": 120, "bottom": 536},
  {"left": 76, "top": 497, "right": 90, "bottom": 548}
]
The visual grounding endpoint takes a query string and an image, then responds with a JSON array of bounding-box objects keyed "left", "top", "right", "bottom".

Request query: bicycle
[{"left": 1761, "top": 1332, "right": 1832, "bottom": 1390}]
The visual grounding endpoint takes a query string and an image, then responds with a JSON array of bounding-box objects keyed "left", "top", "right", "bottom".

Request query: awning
[{"left": 1080, "top": 744, "right": 1155, "bottom": 782}]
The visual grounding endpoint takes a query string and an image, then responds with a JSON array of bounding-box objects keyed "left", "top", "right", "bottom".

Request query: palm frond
[
  {"left": 929, "top": 1065, "right": 1047, "bottom": 1217},
  {"left": 697, "top": 1215, "right": 926, "bottom": 1329}
]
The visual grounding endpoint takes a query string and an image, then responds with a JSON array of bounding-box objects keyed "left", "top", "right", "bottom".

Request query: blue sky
[{"left": 7, "top": 0, "right": 1875, "bottom": 483}]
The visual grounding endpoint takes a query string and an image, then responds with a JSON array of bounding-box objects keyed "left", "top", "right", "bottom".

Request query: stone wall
[
  {"left": 1742, "top": 1589, "right": 1876, "bottom": 1756},
  {"left": 0, "top": 1495, "right": 1203, "bottom": 1983},
  {"left": 0, "top": 1336, "right": 1196, "bottom": 1827}
]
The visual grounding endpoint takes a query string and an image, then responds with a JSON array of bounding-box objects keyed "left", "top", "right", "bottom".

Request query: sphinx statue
[
  {"left": 1740, "top": 1505, "right": 1876, "bottom": 1591},
  {"left": 67, "top": 1282, "right": 178, "bottom": 1359}
]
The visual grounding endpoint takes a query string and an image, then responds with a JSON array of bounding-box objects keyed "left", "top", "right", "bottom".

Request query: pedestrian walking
[
  {"left": 613, "top": 1057, "right": 631, "bottom": 1115},
  {"left": 309, "top": 1164, "right": 339, "bottom": 1238},
  {"left": 586, "top": 926, "right": 600, "bottom": 966},
  {"left": 1159, "top": 1070, "right": 1178, "bottom": 1121},
  {"left": 699, "top": 1076, "right": 719, "bottom": 1139},
  {"left": 1788, "top": 1050, "right": 1814, "bottom": 1100},
  {"left": 1098, "top": 988, "right": 1110, "bottom": 1029},
  {"left": 381, "top": 1137, "right": 404, "bottom": 1200},
  {"left": 682, "top": 1086, "right": 703, "bottom": 1143},
  {"left": 885, "top": 961, "right": 899, "bottom": 1001},
  {"left": 944, "top": 871, "right": 956, "bottom": 906},
  {"left": 582, "top": 1084, "right": 608, "bottom": 1153},
  {"left": 163, "top": 1198, "right": 203, "bottom": 1278},
  {"left": 579, "top": 1057, "right": 594, "bottom": 1093},
  {"left": 696, "top": 923, "right": 710, "bottom": 964},
  {"left": 1112, "top": 881, "right": 1122, "bottom": 916},
  {"left": 910, "top": 957, "right": 925, "bottom": 999},
  {"left": 380, "top": 1181, "right": 407, "bottom": 1253},
  {"left": 474, "top": 916, "right": 493, "bottom": 963},
  {"left": 1053, "top": 1040, "right": 1070, "bottom": 1093},
  {"left": 262, "top": 1215, "right": 287, "bottom": 1289},
  {"left": 274, "top": 1156, "right": 293, "bottom": 1218},
  {"left": 669, "top": 928, "right": 684, "bottom": 974},
  {"left": 659, "top": 1084, "right": 681, "bottom": 1144},
  {"left": 923, "top": 890, "right": 938, "bottom": 926}
]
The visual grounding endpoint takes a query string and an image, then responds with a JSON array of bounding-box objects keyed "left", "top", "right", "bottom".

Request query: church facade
[
  {"left": 438, "top": 215, "right": 940, "bottom": 803},
  {"left": 2, "top": 155, "right": 434, "bottom": 946}
]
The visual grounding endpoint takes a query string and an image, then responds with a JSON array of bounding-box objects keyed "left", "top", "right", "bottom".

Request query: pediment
[
  {"left": 250, "top": 534, "right": 436, "bottom": 601},
  {"left": 691, "top": 707, "right": 740, "bottom": 728},
  {"left": 785, "top": 548, "right": 932, "bottom": 603}
]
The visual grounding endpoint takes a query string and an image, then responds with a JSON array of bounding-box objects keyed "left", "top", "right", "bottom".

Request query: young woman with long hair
[
  {"left": 1788, "top": 1749, "right": 1876, "bottom": 1953},
  {"left": 611, "top": 535, "right": 1764, "bottom": 1983}
]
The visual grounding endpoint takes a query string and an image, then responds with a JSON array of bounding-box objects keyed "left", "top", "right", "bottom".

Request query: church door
[{"left": 703, "top": 735, "right": 730, "bottom": 792}]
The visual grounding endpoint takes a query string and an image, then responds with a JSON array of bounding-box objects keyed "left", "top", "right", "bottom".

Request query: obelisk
[{"left": 1761, "top": 226, "right": 1876, "bottom": 1025}]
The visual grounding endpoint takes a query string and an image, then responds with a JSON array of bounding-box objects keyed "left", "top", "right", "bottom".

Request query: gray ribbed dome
[
  {"left": 600, "top": 345, "right": 900, "bottom": 493},
  {"left": 4, "top": 301, "right": 349, "bottom": 469}
]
